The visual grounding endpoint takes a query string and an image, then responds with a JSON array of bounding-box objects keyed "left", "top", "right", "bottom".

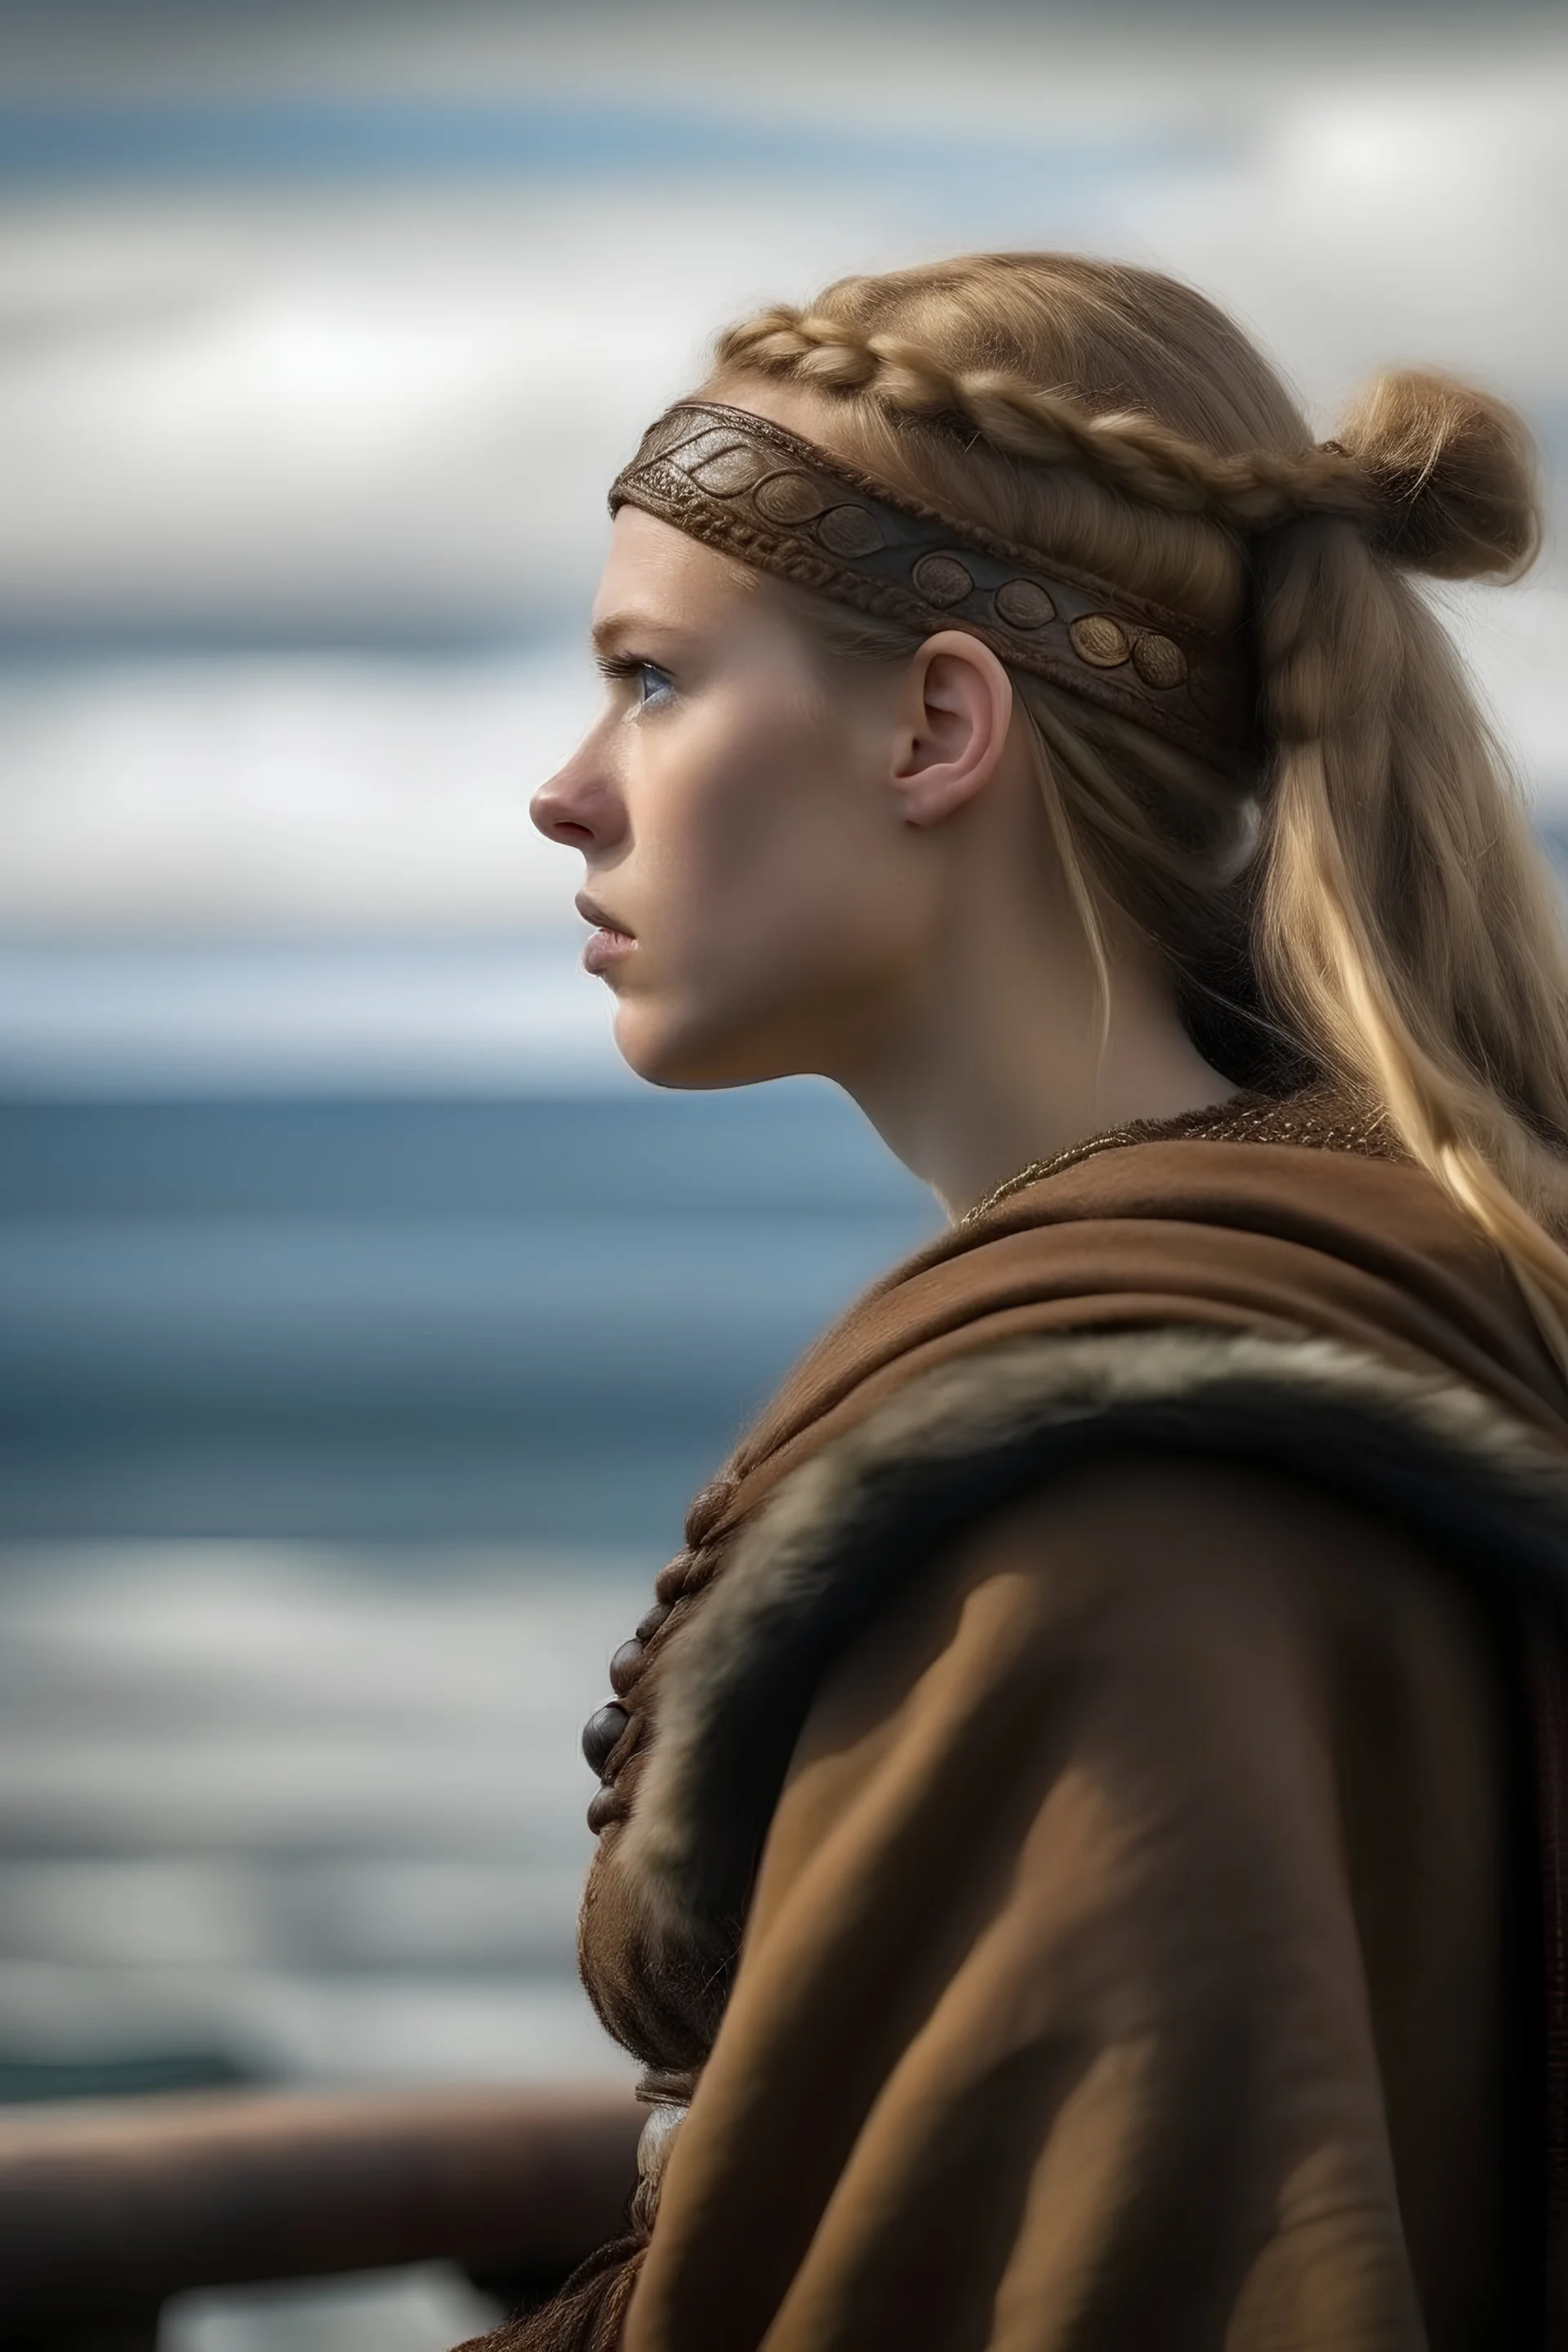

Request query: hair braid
[
  {"left": 710, "top": 256, "right": 1567, "bottom": 1372},
  {"left": 716, "top": 303, "right": 1376, "bottom": 536},
  {"left": 496, "top": 253, "right": 1566, "bottom": 2352}
]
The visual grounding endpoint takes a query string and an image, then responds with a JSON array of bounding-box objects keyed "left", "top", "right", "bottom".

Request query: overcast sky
[{"left": 0, "top": 0, "right": 1563, "bottom": 951}]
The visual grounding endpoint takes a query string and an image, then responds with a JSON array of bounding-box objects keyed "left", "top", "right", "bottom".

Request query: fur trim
[{"left": 615, "top": 1325, "right": 1568, "bottom": 1951}]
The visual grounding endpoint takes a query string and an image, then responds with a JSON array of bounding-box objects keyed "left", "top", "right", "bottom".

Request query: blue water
[
  {"left": 0, "top": 1085, "right": 936, "bottom": 1541},
  {"left": 0, "top": 1085, "right": 934, "bottom": 2114}
]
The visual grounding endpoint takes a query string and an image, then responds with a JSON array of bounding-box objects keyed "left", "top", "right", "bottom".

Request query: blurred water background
[{"left": 0, "top": 0, "right": 1564, "bottom": 2339}]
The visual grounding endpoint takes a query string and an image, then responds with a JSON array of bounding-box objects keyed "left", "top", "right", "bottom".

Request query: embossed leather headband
[{"left": 609, "top": 400, "right": 1258, "bottom": 772}]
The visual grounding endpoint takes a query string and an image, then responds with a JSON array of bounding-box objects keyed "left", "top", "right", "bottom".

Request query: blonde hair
[{"left": 704, "top": 252, "right": 1568, "bottom": 1374}]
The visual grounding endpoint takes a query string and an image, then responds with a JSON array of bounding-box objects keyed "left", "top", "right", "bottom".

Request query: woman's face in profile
[{"left": 532, "top": 506, "right": 941, "bottom": 1090}]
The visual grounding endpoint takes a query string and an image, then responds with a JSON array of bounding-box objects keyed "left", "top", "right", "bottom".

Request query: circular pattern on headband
[
  {"left": 608, "top": 401, "right": 1258, "bottom": 774},
  {"left": 688, "top": 441, "right": 768, "bottom": 497},
  {"left": 753, "top": 469, "right": 825, "bottom": 525},
  {"left": 1130, "top": 630, "right": 1187, "bottom": 689},
  {"left": 911, "top": 551, "right": 975, "bottom": 607},
  {"left": 817, "top": 503, "right": 885, "bottom": 558},
  {"left": 992, "top": 579, "right": 1056, "bottom": 630},
  {"left": 1069, "top": 614, "right": 1130, "bottom": 668}
]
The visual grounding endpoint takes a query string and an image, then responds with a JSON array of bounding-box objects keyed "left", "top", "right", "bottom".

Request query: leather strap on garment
[{"left": 609, "top": 400, "right": 1259, "bottom": 773}]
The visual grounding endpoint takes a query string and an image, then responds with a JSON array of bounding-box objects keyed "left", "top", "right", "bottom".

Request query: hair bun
[{"left": 1334, "top": 368, "right": 1541, "bottom": 582}]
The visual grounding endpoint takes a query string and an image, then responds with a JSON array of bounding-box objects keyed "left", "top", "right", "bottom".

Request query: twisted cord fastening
[{"left": 583, "top": 1472, "right": 740, "bottom": 1832}]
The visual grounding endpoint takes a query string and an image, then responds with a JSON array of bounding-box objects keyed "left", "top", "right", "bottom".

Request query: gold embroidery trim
[{"left": 956, "top": 1089, "right": 1397, "bottom": 1230}]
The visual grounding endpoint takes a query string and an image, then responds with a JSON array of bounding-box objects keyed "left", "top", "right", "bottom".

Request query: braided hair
[
  {"left": 466, "top": 251, "right": 1563, "bottom": 2352},
  {"left": 715, "top": 285, "right": 1536, "bottom": 566},
  {"left": 705, "top": 253, "right": 1568, "bottom": 1372}
]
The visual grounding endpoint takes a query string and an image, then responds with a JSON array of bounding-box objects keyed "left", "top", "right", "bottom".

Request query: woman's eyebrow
[
  {"left": 591, "top": 609, "right": 702, "bottom": 657},
  {"left": 590, "top": 611, "right": 635, "bottom": 654},
  {"left": 591, "top": 609, "right": 663, "bottom": 654}
]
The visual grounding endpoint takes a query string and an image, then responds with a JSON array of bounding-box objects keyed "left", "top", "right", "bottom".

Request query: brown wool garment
[
  {"left": 627, "top": 1459, "right": 1514, "bottom": 2350},
  {"left": 711, "top": 1108, "right": 1568, "bottom": 1537},
  {"left": 480, "top": 1100, "right": 1568, "bottom": 2352}
]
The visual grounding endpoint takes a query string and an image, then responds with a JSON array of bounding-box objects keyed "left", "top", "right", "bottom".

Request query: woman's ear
[{"left": 889, "top": 630, "right": 1015, "bottom": 827}]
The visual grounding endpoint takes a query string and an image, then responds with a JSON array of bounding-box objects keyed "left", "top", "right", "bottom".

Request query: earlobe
[{"left": 891, "top": 631, "right": 1015, "bottom": 828}]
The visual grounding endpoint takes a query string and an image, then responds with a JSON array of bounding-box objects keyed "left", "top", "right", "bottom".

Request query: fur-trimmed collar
[{"left": 612, "top": 1324, "right": 1568, "bottom": 1962}]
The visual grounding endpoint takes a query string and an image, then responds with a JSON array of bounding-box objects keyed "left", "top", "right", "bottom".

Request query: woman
[{"left": 488, "top": 253, "right": 1568, "bottom": 2348}]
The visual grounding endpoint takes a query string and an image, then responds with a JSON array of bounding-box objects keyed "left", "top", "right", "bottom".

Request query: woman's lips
[
  {"left": 581, "top": 927, "right": 636, "bottom": 977},
  {"left": 575, "top": 892, "right": 635, "bottom": 977}
]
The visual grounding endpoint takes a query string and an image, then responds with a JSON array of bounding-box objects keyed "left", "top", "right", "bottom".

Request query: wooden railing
[{"left": 0, "top": 2083, "right": 642, "bottom": 2350}]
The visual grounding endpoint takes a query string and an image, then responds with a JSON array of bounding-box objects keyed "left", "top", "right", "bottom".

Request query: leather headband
[{"left": 610, "top": 400, "right": 1258, "bottom": 773}]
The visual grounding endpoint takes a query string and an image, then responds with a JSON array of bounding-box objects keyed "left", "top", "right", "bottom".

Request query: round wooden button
[
  {"left": 587, "top": 1783, "right": 622, "bottom": 1833},
  {"left": 581, "top": 1701, "right": 629, "bottom": 1776},
  {"left": 609, "top": 1639, "right": 645, "bottom": 1695}
]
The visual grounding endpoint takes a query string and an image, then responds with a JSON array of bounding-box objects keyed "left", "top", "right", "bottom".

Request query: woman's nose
[{"left": 530, "top": 748, "right": 624, "bottom": 849}]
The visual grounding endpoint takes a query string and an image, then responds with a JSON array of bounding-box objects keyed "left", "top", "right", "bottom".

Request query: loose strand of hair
[
  {"left": 1259, "top": 743, "right": 1568, "bottom": 1380},
  {"left": 1018, "top": 699, "right": 1114, "bottom": 1060}
]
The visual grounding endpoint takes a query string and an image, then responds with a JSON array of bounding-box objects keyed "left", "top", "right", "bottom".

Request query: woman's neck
[{"left": 833, "top": 902, "right": 1236, "bottom": 1224}]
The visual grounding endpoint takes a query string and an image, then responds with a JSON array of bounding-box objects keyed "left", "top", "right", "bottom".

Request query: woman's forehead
[{"left": 592, "top": 507, "right": 761, "bottom": 643}]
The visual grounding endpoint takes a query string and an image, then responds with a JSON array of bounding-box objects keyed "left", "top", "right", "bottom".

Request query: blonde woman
[{"left": 491, "top": 253, "right": 1568, "bottom": 2349}]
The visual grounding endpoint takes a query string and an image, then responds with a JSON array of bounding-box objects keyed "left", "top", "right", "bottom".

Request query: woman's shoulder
[
  {"left": 600, "top": 1308, "right": 1567, "bottom": 2000},
  {"left": 579, "top": 1092, "right": 1568, "bottom": 2063},
  {"left": 724, "top": 1087, "right": 1568, "bottom": 1523},
  {"left": 618, "top": 1437, "right": 1515, "bottom": 2352},
  {"left": 761, "top": 1445, "right": 1504, "bottom": 1928}
]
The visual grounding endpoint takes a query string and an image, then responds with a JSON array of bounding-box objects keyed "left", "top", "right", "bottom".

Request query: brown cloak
[{"left": 474, "top": 1098, "right": 1568, "bottom": 2350}]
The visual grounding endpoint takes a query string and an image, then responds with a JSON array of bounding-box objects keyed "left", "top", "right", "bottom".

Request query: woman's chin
[{"left": 611, "top": 1003, "right": 794, "bottom": 1093}]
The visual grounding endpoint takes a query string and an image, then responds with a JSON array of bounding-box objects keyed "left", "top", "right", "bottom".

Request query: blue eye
[{"left": 596, "top": 653, "right": 675, "bottom": 710}]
